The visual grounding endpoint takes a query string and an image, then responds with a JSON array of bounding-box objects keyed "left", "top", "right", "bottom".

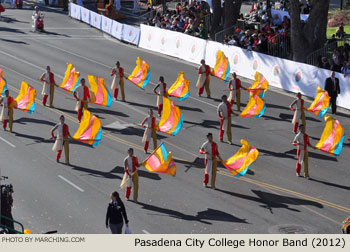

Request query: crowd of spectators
[
  {"left": 317, "top": 45, "right": 350, "bottom": 76},
  {"left": 143, "top": 1, "right": 210, "bottom": 39},
  {"left": 222, "top": 2, "right": 292, "bottom": 57}
]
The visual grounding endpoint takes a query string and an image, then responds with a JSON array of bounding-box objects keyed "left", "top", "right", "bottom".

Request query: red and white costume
[
  {"left": 154, "top": 82, "right": 167, "bottom": 116},
  {"left": 141, "top": 115, "right": 157, "bottom": 152},
  {"left": 0, "top": 96, "right": 14, "bottom": 130},
  {"left": 123, "top": 155, "right": 139, "bottom": 200},
  {"left": 196, "top": 64, "right": 211, "bottom": 96},
  {"left": 217, "top": 102, "right": 232, "bottom": 143},
  {"left": 74, "top": 85, "right": 90, "bottom": 121},
  {"left": 291, "top": 98, "right": 305, "bottom": 133},
  {"left": 40, "top": 71, "right": 55, "bottom": 106},
  {"left": 200, "top": 140, "right": 220, "bottom": 186},
  {"left": 111, "top": 66, "right": 125, "bottom": 100}
]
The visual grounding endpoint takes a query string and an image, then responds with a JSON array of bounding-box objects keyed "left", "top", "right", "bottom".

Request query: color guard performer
[
  {"left": 196, "top": 59, "right": 211, "bottom": 97},
  {"left": 227, "top": 72, "right": 246, "bottom": 111},
  {"left": 123, "top": 148, "right": 141, "bottom": 201},
  {"left": 51, "top": 115, "right": 72, "bottom": 164},
  {"left": 0, "top": 90, "right": 14, "bottom": 132},
  {"left": 200, "top": 133, "right": 222, "bottom": 189},
  {"left": 217, "top": 95, "right": 234, "bottom": 144},
  {"left": 153, "top": 76, "right": 167, "bottom": 117},
  {"left": 110, "top": 61, "right": 125, "bottom": 101},
  {"left": 73, "top": 78, "right": 91, "bottom": 122},
  {"left": 292, "top": 124, "right": 314, "bottom": 179},
  {"left": 290, "top": 92, "right": 306, "bottom": 134},
  {"left": 39, "top": 66, "right": 56, "bottom": 107},
  {"left": 140, "top": 109, "right": 157, "bottom": 153}
]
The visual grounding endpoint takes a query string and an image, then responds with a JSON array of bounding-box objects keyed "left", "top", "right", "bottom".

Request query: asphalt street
[{"left": 0, "top": 8, "right": 349, "bottom": 234}]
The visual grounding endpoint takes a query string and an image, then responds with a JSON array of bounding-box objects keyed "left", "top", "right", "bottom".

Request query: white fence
[
  {"left": 69, "top": 3, "right": 140, "bottom": 46},
  {"left": 69, "top": 3, "right": 349, "bottom": 110}
]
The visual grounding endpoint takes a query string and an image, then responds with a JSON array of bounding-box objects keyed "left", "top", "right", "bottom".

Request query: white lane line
[
  {"left": 58, "top": 175, "right": 85, "bottom": 192},
  {"left": 142, "top": 229, "right": 150, "bottom": 234},
  {"left": 0, "top": 136, "right": 16, "bottom": 148}
]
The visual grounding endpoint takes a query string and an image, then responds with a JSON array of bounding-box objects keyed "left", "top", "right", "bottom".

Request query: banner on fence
[
  {"left": 70, "top": 3, "right": 81, "bottom": 20},
  {"left": 111, "top": 20, "right": 124, "bottom": 40},
  {"left": 90, "top": 11, "right": 102, "bottom": 29},
  {"left": 139, "top": 24, "right": 206, "bottom": 64},
  {"left": 204, "top": 40, "right": 350, "bottom": 110},
  {"left": 81, "top": 7, "right": 90, "bottom": 24},
  {"left": 101, "top": 16, "right": 113, "bottom": 35},
  {"left": 122, "top": 24, "right": 140, "bottom": 45}
]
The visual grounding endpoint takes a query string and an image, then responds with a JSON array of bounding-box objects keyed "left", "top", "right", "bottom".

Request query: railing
[
  {"left": 267, "top": 33, "right": 291, "bottom": 59},
  {"left": 214, "top": 25, "right": 237, "bottom": 43},
  {"left": 0, "top": 215, "right": 24, "bottom": 234},
  {"left": 203, "top": 13, "right": 212, "bottom": 33},
  {"left": 306, "top": 37, "right": 350, "bottom": 66},
  {"left": 139, "top": 8, "right": 158, "bottom": 22}
]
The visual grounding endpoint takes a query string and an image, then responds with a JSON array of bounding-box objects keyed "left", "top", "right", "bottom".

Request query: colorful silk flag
[
  {"left": 127, "top": 57, "right": 151, "bottom": 89},
  {"left": 167, "top": 72, "right": 190, "bottom": 101},
  {"left": 212, "top": 50, "right": 230, "bottom": 82},
  {"left": 0, "top": 68, "right": 8, "bottom": 97},
  {"left": 222, "top": 139, "right": 259, "bottom": 178},
  {"left": 248, "top": 72, "right": 269, "bottom": 98},
  {"left": 306, "top": 86, "right": 330, "bottom": 118},
  {"left": 73, "top": 109, "right": 102, "bottom": 147},
  {"left": 10, "top": 80, "right": 36, "bottom": 114},
  {"left": 142, "top": 143, "right": 177, "bottom": 176},
  {"left": 156, "top": 97, "right": 183, "bottom": 136},
  {"left": 239, "top": 95, "right": 266, "bottom": 118},
  {"left": 87, "top": 75, "right": 112, "bottom": 107},
  {"left": 315, "top": 115, "right": 345, "bottom": 156},
  {"left": 59, "top": 63, "right": 80, "bottom": 93}
]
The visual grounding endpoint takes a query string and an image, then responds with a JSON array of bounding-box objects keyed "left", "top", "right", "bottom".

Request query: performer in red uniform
[
  {"left": 73, "top": 78, "right": 91, "bottom": 122},
  {"left": 39, "top": 66, "right": 56, "bottom": 107},
  {"left": 217, "top": 95, "right": 234, "bottom": 144},
  {"left": 200, "top": 133, "right": 222, "bottom": 189},
  {"left": 227, "top": 72, "right": 246, "bottom": 111},
  {"left": 153, "top": 76, "right": 167, "bottom": 117},
  {"left": 51, "top": 115, "right": 72, "bottom": 164},
  {"left": 290, "top": 92, "right": 306, "bottom": 134},
  {"left": 196, "top": 59, "right": 211, "bottom": 97},
  {"left": 123, "top": 148, "right": 141, "bottom": 201},
  {"left": 0, "top": 90, "right": 14, "bottom": 132},
  {"left": 140, "top": 109, "right": 157, "bottom": 153},
  {"left": 110, "top": 61, "right": 125, "bottom": 101}
]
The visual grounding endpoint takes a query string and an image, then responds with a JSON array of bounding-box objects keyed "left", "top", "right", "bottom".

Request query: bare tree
[
  {"left": 289, "top": 0, "right": 330, "bottom": 62},
  {"left": 211, "top": 0, "right": 222, "bottom": 37},
  {"left": 224, "top": 0, "right": 244, "bottom": 29}
]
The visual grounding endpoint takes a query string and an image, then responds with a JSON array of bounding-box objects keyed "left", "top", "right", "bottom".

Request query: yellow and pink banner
[
  {"left": 88, "top": 75, "right": 112, "bottom": 107},
  {"left": 11, "top": 80, "right": 36, "bottom": 114}
]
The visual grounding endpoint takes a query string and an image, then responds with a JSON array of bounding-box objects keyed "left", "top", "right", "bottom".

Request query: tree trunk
[
  {"left": 211, "top": 0, "right": 222, "bottom": 37},
  {"left": 290, "top": 0, "right": 330, "bottom": 62},
  {"left": 224, "top": 0, "right": 243, "bottom": 29}
]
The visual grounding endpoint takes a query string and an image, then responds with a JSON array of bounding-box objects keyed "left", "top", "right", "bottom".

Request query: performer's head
[
  {"left": 296, "top": 92, "right": 302, "bottom": 99},
  {"left": 60, "top": 115, "right": 65, "bottom": 123},
  {"left": 116, "top": 61, "right": 120, "bottom": 67},
  {"left": 299, "top": 124, "right": 305, "bottom": 134},
  {"left": 35, "top": 6, "right": 39, "bottom": 12},
  {"left": 159, "top": 76, "right": 164, "bottom": 83},
  {"left": 4, "top": 90, "right": 9, "bottom": 97},
  {"left": 206, "top": 133, "right": 213, "bottom": 142},
  {"left": 148, "top": 109, "right": 153, "bottom": 116},
  {"left": 221, "top": 95, "right": 228, "bottom": 103},
  {"left": 46, "top": 66, "right": 50, "bottom": 72},
  {"left": 110, "top": 191, "right": 121, "bottom": 204},
  {"left": 127, "top": 148, "right": 134, "bottom": 156},
  {"left": 200, "top": 59, "right": 205, "bottom": 65},
  {"left": 343, "top": 217, "right": 350, "bottom": 234},
  {"left": 81, "top": 78, "right": 85, "bottom": 86},
  {"left": 232, "top": 72, "right": 237, "bottom": 79},
  {"left": 331, "top": 71, "right": 335, "bottom": 78}
]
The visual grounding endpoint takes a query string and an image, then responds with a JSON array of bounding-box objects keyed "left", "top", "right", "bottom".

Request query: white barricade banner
[
  {"left": 122, "top": 24, "right": 140, "bottom": 45},
  {"left": 81, "top": 7, "right": 90, "bottom": 24},
  {"left": 90, "top": 11, "right": 101, "bottom": 29},
  {"left": 111, "top": 20, "right": 124, "bottom": 40},
  {"left": 70, "top": 3, "right": 81, "bottom": 20},
  {"left": 205, "top": 40, "right": 350, "bottom": 109},
  {"left": 271, "top": 9, "right": 308, "bottom": 25},
  {"left": 139, "top": 24, "right": 206, "bottom": 64},
  {"left": 101, "top": 16, "right": 113, "bottom": 34}
]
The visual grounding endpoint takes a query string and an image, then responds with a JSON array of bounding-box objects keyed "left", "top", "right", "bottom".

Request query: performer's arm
[
  {"left": 0, "top": 97, "right": 3, "bottom": 105},
  {"left": 40, "top": 73, "right": 46, "bottom": 82},
  {"left": 73, "top": 90, "right": 78, "bottom": 100},
  {"left": 105, "top": 206, "right": 110, "bottom": 228},
  {"left": 51, "top": 125, "right": 58, "bottom": 139},
  {"left": 124, "top": 159, "right": 130, "bottom": 176},
  {"left": 136, "top": 157, "right": 141, "bottom": 168},
  {"left": 289, "top": 100, "right": 296, "bottom": 110},
  {"left": 153, "top": 84, "right": 160, "bottom": 95},
  {"left": 110, "top": 68, "right": 116, "bottom": 76},
  {"left": 140, "top": 117, "right": 147, "bottom": 127},
  {"left": 217, "top": 106, "right": 223, "bottom": 119}
]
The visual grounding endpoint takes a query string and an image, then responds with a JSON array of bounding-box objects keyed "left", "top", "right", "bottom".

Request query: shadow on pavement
[
  {"left": 309, "top": 178, "right": 350, "bottom": 191},
  {"left": 284, "top": 149, "right": 338, "bottom": 162},
  {"left": 216, "top": 189, "right": 323, "bottom": 214},
  {"left": 136, "top": 201, "right": 248, "bottom": 225},
  {"left": 14, "top": 117, "right": 56, "bottom": 126},
  {"left": 0, "top": 38, "right": 29, "bottom": 44},
  {"left": 89, "top": 107, "right": 129, "bottom": 118},
  {"left": 69, "top": 164, "right": 123, "bottom": 180},
  {"left": 110, "top": 166, "right": 161, "bottom": 180}
]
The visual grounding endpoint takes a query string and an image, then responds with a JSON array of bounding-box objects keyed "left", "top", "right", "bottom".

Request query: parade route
[{"left": 0, "top": 8, "right": 349, "bottom": 234}]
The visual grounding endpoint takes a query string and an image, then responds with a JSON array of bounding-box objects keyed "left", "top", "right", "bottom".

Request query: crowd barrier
[
  {"left": 69, "top": 3, "right": 140, "bottom": 46},
  {"left": 69, "top": 3, "right": 349, "bottom": 110}
]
